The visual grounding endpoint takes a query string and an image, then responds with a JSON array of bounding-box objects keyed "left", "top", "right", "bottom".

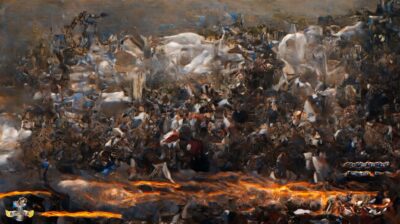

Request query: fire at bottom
[
  {"left": 39, "top": 211, "right": 122, "bottom": 219},
  {"left": 0, "top": 174, "right": 391, "bottom": 221},
  {"left": 0, "top": 191, "right": 51, "bottom": 199},
  {"left": 0, "top": 192, "right": 122, "bottom": 221}
]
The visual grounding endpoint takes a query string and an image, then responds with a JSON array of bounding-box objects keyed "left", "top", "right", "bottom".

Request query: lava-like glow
[
  {"left": 131, "top": 180, "right": 180, "bottom": 188},
  {"left": 2, "top": 173, "right": 386, "bottom": 219},
  {"left": 0, "top": 191, "right": 51, "bottom": 199},
  {"left": 60, "top": 173, "right": 384, "bottom": 217},
  {"left": 40, "top": 211, "right": 122, "bottom": 219},
  {"left": 237, "top": 180, "right": 377, "bottom": 208}
]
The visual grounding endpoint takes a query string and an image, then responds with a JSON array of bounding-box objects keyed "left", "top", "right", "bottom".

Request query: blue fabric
[
  {"left": 229, "top": 12, "right": 239, "bottom": 23},
  {"left": 101, "top": 162, "right": 116, "bottom": 176},
  {"left": 41, "top": 160, "right": 49, "bottom": 169},
  {"left": 196, "top": 16, "right": 206, "bottom": 27},
  {"left": 73, "top": 93, "right": 84, "bottom": 101},
  {"left": 346, "top": 141, "right": 355, "bottom": 154},
  {"left": 12, "top": 201, "right": 18, "bottom": 209},
  {"left": 83, "top": 101, "right": 94, "bottom": 108},
  {"left": 250, "top": 52, "right": 257, "bottom": 61}
]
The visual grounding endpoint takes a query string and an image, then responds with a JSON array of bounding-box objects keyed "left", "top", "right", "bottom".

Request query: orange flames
[
  {"left": 39, "top": 211, "right": 122, "bottom": 219},
  {"left": 118, "top": 173, "right": 383, "bottom": 216},
  {"left": 127, "top": 178, "right": 376, "bottom": 207},
  {"left": 131, "top": 180, "right": 180, "bottom": 189},
  {"left": 65, "top": 173, "right": 377, "bottom": 212},
  {"left": 0, "top": 173, "right": 388, "bottom": 219},
  {"left": 0, "top": 190, "right": 51, "bottom": 199},
  {"left": 237, "top": 180, "right": 376, "bottom": 208},
  {"left": 0, "top": 190, "right": 121, "bottom": 219}
]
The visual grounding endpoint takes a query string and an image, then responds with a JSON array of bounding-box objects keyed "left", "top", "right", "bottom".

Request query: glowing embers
[
  {"left": 39, "top": 211, "right": 122, "bottom": 219},
  {"left": 0, "top": 190, "right": 121, "bottom": 220},
  {"left": 61, "top": 173, "right": 387, "bottom": 217},
  {"left": 0, "top": 191, "right": 51, "bottom": 199},
  {"left": 2, "top": 173, "right": 388, "bottom": 220}
]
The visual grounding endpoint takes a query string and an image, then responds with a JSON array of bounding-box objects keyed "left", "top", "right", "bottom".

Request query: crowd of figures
[{"left": 4, "top": 1, "right": 400, "bottom": 223}]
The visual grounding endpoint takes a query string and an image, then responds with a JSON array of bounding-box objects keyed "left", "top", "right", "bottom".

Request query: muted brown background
[{"left": 0, "top": 0, "right": 377, "bottom": 76}]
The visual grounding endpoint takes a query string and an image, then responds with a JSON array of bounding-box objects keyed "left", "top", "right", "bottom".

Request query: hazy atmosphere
[
  {"left": 0, "top": 0, "right": 376, "bottom": 74},
  {"left": 2, "top": 1, "right": 400, "bottom": 223}
]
